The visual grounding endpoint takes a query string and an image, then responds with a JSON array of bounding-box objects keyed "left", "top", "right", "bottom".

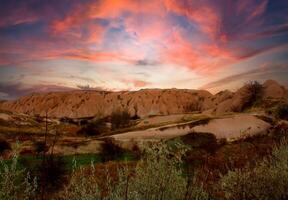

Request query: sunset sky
[{"left": 0, "top": 0, "right": 287, "bottom": 99}]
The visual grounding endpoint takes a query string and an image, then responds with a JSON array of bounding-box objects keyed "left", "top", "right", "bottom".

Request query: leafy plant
[
  {"left": 0, "top": 154, "right": 37, "bottom": 200},
  {"left": 241, "top": 81, "right": 263, "bottom": 111},
  {"left": 101, "top": 138, "right": 126, "bottom": 162},
  {"left": 0, "top": 139, "right": 11, "bottom": 154},
  {"left": 33, "top": 141, "right": 48, "bottom": 155},
  {"left": 111, "top": 110, "right": 131, "bottom": 130},
  {"left": 275, "top": 103, "right": 288, "bottom": 120},
  {"left": 219, "top": 139, "right": 288, "bottom": 200},
  {"left": 184, "top": 102, "right": 201, "bottom": 113},
  {"left": 77, "top": 118, "right": 108, "bottom": 136},
  {"left": 55, "top": 141, "right": 209, "bottom": 200}
]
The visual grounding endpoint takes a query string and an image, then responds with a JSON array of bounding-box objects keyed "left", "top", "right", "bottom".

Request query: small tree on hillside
[
  {"left": 0, "top": 139, "right": 11, "bottom": 154},
  {"left": 241, "top": 81, "right": 263, "bottom": 111},
  {"left": 275, "top": 103, "right": 288, "bottom": 120},
  {"left": 77, "top": 118, "right": 108, "bottom": 136},
  {"left": 111, "top": 109, "right": 131, "bottom": 130}
]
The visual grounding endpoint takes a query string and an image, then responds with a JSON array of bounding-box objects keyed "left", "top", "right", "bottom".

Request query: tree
[
  {"left": 77, "top": 118, "right": 108, "bottom": 136},
  {"left": 111, "top": 109, "right": 131, "bottom": 130},
  {"left": 241, "top": 81, "right": 263, "bottom": 110}
]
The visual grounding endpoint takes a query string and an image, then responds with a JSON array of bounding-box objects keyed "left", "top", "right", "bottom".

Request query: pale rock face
[
  {"left": 262, "top": 80, "right": 287, "bottom": 99},
  {"left": 214, "top": 80, "right": 288, "bottom": 113},
  {"left": 0, "top": 89, "right": 213, "bottom": 118},
  {"left": 0, "top": 80, "right": 287, "bottom": 118}
]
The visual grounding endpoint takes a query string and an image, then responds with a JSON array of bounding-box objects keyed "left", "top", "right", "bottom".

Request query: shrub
[
  {"left": 241, "top": 81, "right": 263, "bottom": 111},
  {"left": 125, "top": 142, "right": 187, "bottom": 200},
  {"left": 111, "top": 110, "right": 131, "bottom": 130},
  {"left": 54, "top": 164, "right": 101, "bottom": 200},
  {"left": 0, "top": 154, "right": 37, "bottom": 200},
  {"left": 275, "top": 103, "right": 288, "bottom": 120},
  {"left": 0, "top": 139, "right": 11, "bottom": 154},
  {"left": 184, "top": 102, "right": 201, "bottom": 113},
  {"left": 19, "top": 153, "right": 68, "bottom": 196},
  {"left": 77, "top": 119, "right": 108, "bottom": 136},
  {"left": 55, "top": 142, "right": 209, "bottom": 200},
  {"left": 219, "top": 140, "right": 288, "bottom": 200},
  {"left": 101, "top": 138, "right": 126, "bottom": 162},
  {"left": 181, "top": 132, "right": 218, "bottom": 154},
  {"left": 37, "top": 156, "right": 68, "bottom": 194},
  {"left": 33, "top": 141, "right": 48, "bottom": 155}
]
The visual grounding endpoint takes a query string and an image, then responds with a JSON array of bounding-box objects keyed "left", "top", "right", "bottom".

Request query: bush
[
  {"left": 275, "top": 103, "right": 288, "bottom": 120},
  {"left": 0, "top": 139, "right": 11, "bottom": 154},
  {"left": 111, "top": 110, "right": 131, "bottom": 130},
  {"left": 33, "top": 141, "right": 48, "bottom": 155},
  {"left": 181, "top": 132, "right": 218, "bottom": 154},
  {"left": 101, "top": 138, "right": 126, "bottom": 162},
  {"left": 241, "top": 81, "right": 263, "bottom": 111},
  {"left": 77, "top": 119, "right": 108, "bottom": 136},
  {"left": 123, "top": 142, "right": 187, "bottom": 200},
  {"left": 219, "top": 140, "right": 288, "bottom": 200},
  {"left": 55, "top": 142, "right": 209, "bottom": 200},
  {"left": 184, "top": 102, "right": 201, "bottom": 113},
  {"left": 37, "top": 156, "right": 68, "bottom": 194},
  {"left": 0, "top": 154, "right": 37, "bottom": 200}
]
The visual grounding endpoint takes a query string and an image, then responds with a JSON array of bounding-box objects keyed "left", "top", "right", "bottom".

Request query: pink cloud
[
  {"left": 163, "top": 0, "right": 220, "bottom": 38},
  {"left": 120, "top": 79, "right": 150, "bottom": 88},
  {"left": 0, "top": 0, "right": 281, "bottom": 78}
]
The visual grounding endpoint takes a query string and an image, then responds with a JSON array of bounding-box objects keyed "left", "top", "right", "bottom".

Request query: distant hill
[{"left": 0, "top": 80, "right": 287, "bottom": 119}]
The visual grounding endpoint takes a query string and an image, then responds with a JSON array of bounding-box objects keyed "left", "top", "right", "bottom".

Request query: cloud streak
[{"left": 200, "top": 64, "right": 288, "bottom": 91}]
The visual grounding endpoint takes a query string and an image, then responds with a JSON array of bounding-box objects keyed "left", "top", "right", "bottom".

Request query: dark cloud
[
  {"left": 76, "top": 84, "right": 107, "bottom": 91},
  {"left": 135, "top": 59, "right": 159, "bottom": 66}
]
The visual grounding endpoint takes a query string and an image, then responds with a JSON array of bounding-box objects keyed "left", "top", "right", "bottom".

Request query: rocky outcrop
[
  {"left": 0, "top": 89, "right": 213, "bottom": 118},
  {"left": 0, "top": 80, "right": 287, "bottom": 118},
  {"left": 262, "top": 80, "right": 287, "bottom": 99},
  {"left": 214, "top": 80, "right": 288, "bottom": 114}
]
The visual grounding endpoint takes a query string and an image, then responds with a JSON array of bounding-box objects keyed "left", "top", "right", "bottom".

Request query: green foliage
[
  {"left": 56, "top": 142, "right": 209, "bottom": 200},
  {"left": 38, "top": 156, "right": 68, "bottom": 192},
  {"left": 111, "top": 110, "right": 131, "bottom": 130},
  {"left": 55, "top": 167, "right": 101, "bottom": 200},
  {"left": 3, "top": 138, "right": 288, "bottom": 200},
  {"left": 123, "top": 142, "right": 188, "bottom": 200},
  {"left": 0, "top": 154, "right": 37, "bottom": 200},
  {"left": 219, "top": 140, "right": 288, "bottom": 200}
]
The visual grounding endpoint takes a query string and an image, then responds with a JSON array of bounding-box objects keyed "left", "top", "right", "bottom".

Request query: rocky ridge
[{"left": 0, "top": 80, "right": 287, "bottom": 119}]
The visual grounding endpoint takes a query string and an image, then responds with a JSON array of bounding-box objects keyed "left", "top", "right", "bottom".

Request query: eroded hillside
[{"left": 0, "top": 80, "right": 287, "bottom": 119}]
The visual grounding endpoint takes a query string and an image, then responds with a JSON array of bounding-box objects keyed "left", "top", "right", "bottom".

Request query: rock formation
[{"left": 0, "top": 80, "right": 287, "bottom": 119}]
